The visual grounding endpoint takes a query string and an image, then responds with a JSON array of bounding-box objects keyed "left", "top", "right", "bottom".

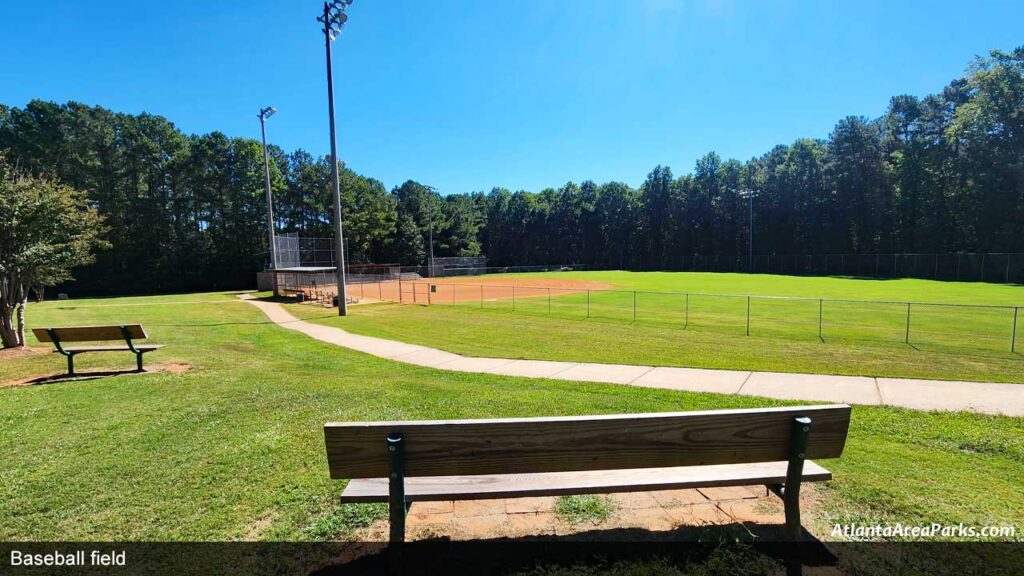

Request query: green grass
[
  {"left": 1, "top": 291, "right": 1022, "bottom": 548},
  {"left": 555, "top": 495, "right": 617, "bottom": 525},
  {"left": 293, "top": 271, "right": 1024, "bottom": 383}
]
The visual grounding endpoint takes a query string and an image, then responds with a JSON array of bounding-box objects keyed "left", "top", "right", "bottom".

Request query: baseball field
[
  {"left": 0, "top": 284, "right": 1020, "bottom": 571},
  {"left": 289, "top": 271, "right": 1024, "bottom": 383}
]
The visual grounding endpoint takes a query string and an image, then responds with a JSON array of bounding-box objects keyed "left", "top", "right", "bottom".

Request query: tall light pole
[
  {"left": 739, "top": 189, "right": 760, "bottom": 273},
  {"left": 424, "top": 185, "right": 437, "bottom": 276},
  {"left": 317, "top": 0, "right": 354, "bottom": 315},
  {"left": 258, "top": 106, "right": 278, "bottom": 271}
]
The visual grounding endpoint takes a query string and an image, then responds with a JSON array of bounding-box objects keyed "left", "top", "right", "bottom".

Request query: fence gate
[{"left": 399, "top": 281, "right": 429, "bottom": 305}]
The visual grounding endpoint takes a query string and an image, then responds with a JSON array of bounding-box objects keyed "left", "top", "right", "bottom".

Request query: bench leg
[
  {"left": 783, "top": 416, "right": 811, "bottom": 541},
  {"left": 67, "top": 354, "right": 75, "bottom": 376},
  {"left": 136, "top": 352, "right": 144, "bottom": 372},
  {"left": 387, "top": 434, "right": 407, "bottom": 543}
]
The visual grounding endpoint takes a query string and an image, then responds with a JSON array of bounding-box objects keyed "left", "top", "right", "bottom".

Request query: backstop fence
[
  {"left": 274, "top": 234, "right": 337, "bottom": 269},
  {"left": 677, "top": 252, "right": 1024, "bottom": 284},
  {"left": 333, "top": 280, "right": 1022, "bottom": 354}
]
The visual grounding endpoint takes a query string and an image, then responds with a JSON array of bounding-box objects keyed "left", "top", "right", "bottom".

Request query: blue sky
[{"left": 3, "top": 1, "right": 1022, "bottom": 194}]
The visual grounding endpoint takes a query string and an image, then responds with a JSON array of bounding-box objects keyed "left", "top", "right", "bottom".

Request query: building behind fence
[{"left": 428, "top": 256, "right": 487, "bottom": 278}]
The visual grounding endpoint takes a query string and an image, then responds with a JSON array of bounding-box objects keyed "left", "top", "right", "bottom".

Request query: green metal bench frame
[
  {"left": 45, "top": 325, "right": 154, "bottom": 376},
  {"left": 381, "top": 416, "right": 813, "bottom": 543}
]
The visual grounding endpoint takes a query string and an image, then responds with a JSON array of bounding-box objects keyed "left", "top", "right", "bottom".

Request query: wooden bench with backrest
[
  {"left": 325, "top": 404, "right": 851, "bottom": 543},
  {"left": 32, "top": 325, "right": 165, "bottom": 376}
]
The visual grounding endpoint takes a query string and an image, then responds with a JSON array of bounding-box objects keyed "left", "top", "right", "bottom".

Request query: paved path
[{"left": 241, "top": 296, "right": 1024, "bottom": 416}]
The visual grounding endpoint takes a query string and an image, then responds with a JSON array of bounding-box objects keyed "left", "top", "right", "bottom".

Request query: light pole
[
  {"left": 317, "top": 0, "right": 354, "bottom": 316},
  {"left": 258, "top": 106, "right": 277, "bottom": 271},
  {"left": 739, "top": 189, "right": 760, "bottom": 273},
  {"left": 424, "top": 185, "right": 437, "bottom": 276}
]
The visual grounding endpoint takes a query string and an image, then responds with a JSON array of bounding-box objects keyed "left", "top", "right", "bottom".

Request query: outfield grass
[
  {"left": 0, "top": 291, "right": 1021, "bottom": 551},
  {"left": 292, "top": 272, "right": 1024, "bottom": 383}
]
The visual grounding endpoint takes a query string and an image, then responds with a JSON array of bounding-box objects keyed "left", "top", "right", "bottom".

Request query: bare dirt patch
[
  {"left": 0, "top": 346, "right": 46, "bottom": 360},
  {"left": 345, "top": 276, "right": 613, "bottom": 305},
  {"left": 1, "top": 362, "right": 192, "bottom": 388},
  {"left": 244, "top": 512, "right": 279, "bottom": 540}
]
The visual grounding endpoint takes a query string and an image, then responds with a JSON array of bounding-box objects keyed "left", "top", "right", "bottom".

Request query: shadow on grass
[
  {"left": 21, "top": 368, "right": 148, "bottom": 386},
  {"left": 4, "top": 362, "right": 192, "bottom": 388}
]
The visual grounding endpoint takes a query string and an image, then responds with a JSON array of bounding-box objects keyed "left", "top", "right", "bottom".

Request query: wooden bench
[
  {"left": 32, "top": 324, "right": 165, "bottom": 376},
  {"left": 325, "top": 404, "right": 851, "bottom": 543}
]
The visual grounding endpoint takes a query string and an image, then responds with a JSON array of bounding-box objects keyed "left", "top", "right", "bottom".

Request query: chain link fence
[
  {"left": 679, "top": 253, "right": 1024, "bottom": 284},
  {"left": 359, "top": 282, "right": 1021, "bottom": 354}
]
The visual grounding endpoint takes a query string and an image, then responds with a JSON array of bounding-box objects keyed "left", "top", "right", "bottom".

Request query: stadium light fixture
[
  {"left": 258, "top": 106, "right": 278, "bottom": 272},
  {"left": 738, "top": 189, "right": 760, "bottom": 273},
  {"left": 316, "top": 0, "right": 355, "bottom": 315}
]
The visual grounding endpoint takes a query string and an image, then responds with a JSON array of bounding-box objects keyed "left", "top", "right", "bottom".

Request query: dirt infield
[{"left": 340, "top": 276, "right": 612, "bottom": 305}]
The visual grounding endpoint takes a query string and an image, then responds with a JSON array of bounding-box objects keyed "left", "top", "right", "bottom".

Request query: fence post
[
  {"left": 547, "top": 288, "right": 551, "bottom": 314},
  {"left": 632, "top": 291, "right": 637, "bottom": 322},
  {"left": 398, "top": 276, "right": 403, "bottom": 303},
  {"left": 818, "top": 299, "right": 823, "bottom": 342},
  {"left": 1013, "top": 307, "right": 1018, "bottom": 353},
  {"left": 905, "top": 303, "right": 911, "bottom": 344},
  {"left": 746, "top": 296, "right": 751, "bottom": 336},
  {"left": 480, "top": 284, "right": 483, "bottom": 308},
  {"left": 1006, "top": 254, "right": 1011, "bottom": 284},
  {"left": 934, "top": 254, "right": 939, "bottom": 279},
  {"left": 684, "top": 293, "right": 689, "bottom": 329},
  {"left": 452, "top": 284, "right": 456, "bottom": 306},
  {"left": 586, "top": 289, "right": 591, "bottom": 318},
  {"left": 512, "top": 285, "right": 516, "bottom": 312}
]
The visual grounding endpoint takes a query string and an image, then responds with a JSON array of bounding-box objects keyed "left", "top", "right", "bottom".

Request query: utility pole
[
  {"left": 317, "top": 0, "right": 355, "bottom": 315},
  {"left": 258, "top": 106, "right": 277, "bottom": 271},
  {"left": 424, "top": 185, "right": 437, "bottom": 276}
]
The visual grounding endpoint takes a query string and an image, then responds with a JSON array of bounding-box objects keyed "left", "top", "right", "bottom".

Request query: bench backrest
[
  {"left": 324, "top": 404, "right": 851, "bottom": 479},
  {"left": 32, "top": 324, "right": 148, "bottom": 343}
]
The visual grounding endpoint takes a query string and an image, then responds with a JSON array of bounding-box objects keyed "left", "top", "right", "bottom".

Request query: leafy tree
[
  {"left": 0, "top": 156, "right": 108, "bottom": 347},
  {"left": 2, "top": 46, "right": 1023, "bottom": 292}
]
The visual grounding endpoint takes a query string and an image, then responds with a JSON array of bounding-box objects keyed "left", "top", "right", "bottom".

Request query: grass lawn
[
  {"left": 290, "top": 271, "right": 1024, "bottom": 383},
  {"left": 1, "top": 292, "right": 1021, "bottom": 570}
]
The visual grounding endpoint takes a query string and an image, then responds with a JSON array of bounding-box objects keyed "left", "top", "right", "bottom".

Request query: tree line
[{"left": 0, "top": 48, "right": 1021, "bottom": 295}]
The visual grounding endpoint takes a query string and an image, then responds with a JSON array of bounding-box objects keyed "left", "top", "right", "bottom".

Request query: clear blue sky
[{"left": 3, "top": 1, "right": 1022, "bottom": 194}]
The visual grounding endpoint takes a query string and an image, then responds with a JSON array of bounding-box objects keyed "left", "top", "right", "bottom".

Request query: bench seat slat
[
  {"left": 32, "top": 325, "right": 147, "bottom": 342},
  {"left": 326, "top": 405, "right": 851, "bottom": 478},
  {"left": 339, "top": 460, "right": 832, "bottom": 503},
  {"left": 55, "top": 345, "right": 165, "bottom": 353}
]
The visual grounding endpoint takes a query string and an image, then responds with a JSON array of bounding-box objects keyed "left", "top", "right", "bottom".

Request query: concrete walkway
[{"left": 241, "top": 296, "right": 1024, "bottom": 417}]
